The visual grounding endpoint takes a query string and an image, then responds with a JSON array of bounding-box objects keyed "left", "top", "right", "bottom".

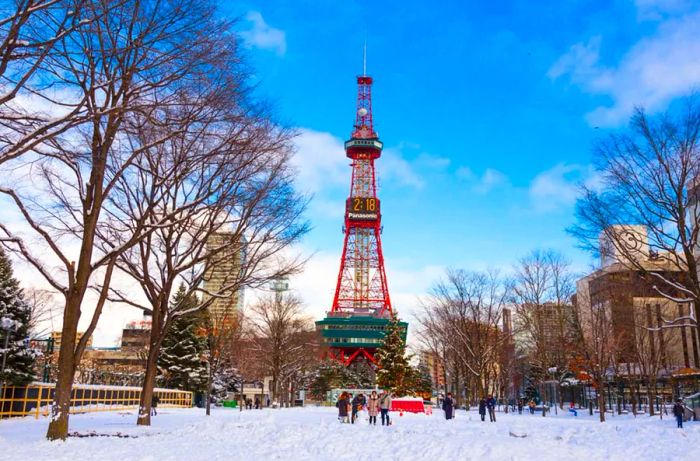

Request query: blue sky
[
  {"left": 217, "top": 0, "right": 700, "bottom": 327},
  {"left": 44, "top": 1, "right": 695, "bottom": 344}
]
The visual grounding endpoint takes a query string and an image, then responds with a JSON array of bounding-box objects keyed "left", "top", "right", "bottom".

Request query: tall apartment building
[
  {"left": 575, "top": 226, "right": 700, "bottom": 369},
  {"left": 202, "top": 232, "right": 245, "bottom": 322},
  {"left": 419, "top": 350, "right": 445, "bottom": 391},
  {"left": 523, "top": 302, "right": 575, "bottom": 355}
]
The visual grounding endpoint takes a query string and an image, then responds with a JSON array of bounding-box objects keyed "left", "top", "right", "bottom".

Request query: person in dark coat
[
  {"left": 351, "top": 393, "right": 366, "bottom": 424},
  {"left": 151, "top": 394, "right": 160, "bottom": 416},
  {"left": 673, "top": 399, "right": 685, "bottom": 428},
  {"left": 478, "top": 398, "right": 487, "bottom": 421},
  {"left": 336, "top": 392, "right": 350, "bottom": 423},
  {"left": 486, "top": 395, "right": 496, "bottom": 422},
  {"left": 517, "top": 399, "right": 523, "bottom": 414},
  {"left": 442, "top": 392, "right": 455, "bottom": 419}
]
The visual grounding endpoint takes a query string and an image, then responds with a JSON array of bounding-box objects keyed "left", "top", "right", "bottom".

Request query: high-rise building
[
  {"left": 576, "top": 228, "right": 700, "bottom": 369},
  {"left": 419, "top": 350, "right": 445, "bottom": 390},
  {"left": 202, "top": 232, "right": 245, "bottom": 322}
]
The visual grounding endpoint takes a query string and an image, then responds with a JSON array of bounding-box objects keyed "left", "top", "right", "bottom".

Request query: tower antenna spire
[{"left": 363, "top": 39, "right": 367, "bottom": 76}]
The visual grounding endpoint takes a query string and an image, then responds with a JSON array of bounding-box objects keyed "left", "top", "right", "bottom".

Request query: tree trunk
[
  {"left": 205, "top": 361, "right": 212, "bottom": 416},
  {"left": 542, "top": 382, "right": 547, "bottom": 417},
  {"left": 271, "top": 376, "right": 278, "bottom": 405},
  {"left": 239, "top": 381, "right": 244, "bottom": 412},
  {"left": 647, "top": 386, "right": 655, "bottom": 416},
  {"left": 46, "top": 300, "right": 79, "bottom": 440},
  {"left": 137, "top": 327, "right": 162, "bottom": 426},
  {"left": 597, "top": 385, "right": 606, "bottom": 422},
  {"left": 559, "top": 386, "right": 564, "bottom": 410}
]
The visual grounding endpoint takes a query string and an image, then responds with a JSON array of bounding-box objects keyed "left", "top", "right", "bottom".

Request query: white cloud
[
  {"left": 547, "top": 36, "right": 602, "bottom": 81},
  {"left": 291, "top": 128, "right": 347, "bottom": 194},
  {"left": 414, "top": 153, "right": 451, "bottom": 170},
  {"left": 635, "top": 0, "right": 694, "bottom": 20},
  {"left": 456, "top": 166, "right": 509, "bottom": 194},
  {"left": 528, "top": 163, "right": 600, "bottom": 212},
  {"left": 548, "top": 11, "right": 700, "bottom": 126},
  {"left": 240, "top": 11, "right": 286, "bottom": 56},
  {"left": 379, "top": 147, "right": 425, "bottom": 189}
]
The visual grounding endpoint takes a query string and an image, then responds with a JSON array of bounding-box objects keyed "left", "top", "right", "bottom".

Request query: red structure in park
[{"left": 316, "top": 69, "right": 405, "bottom": 367}]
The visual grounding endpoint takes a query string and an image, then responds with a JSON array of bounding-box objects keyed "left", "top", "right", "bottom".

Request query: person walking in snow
[
  {"left": 367, "top": 390, "right": 380, "bottom": 425},
  {"left": 151, "top": 394, "right": 160, "bottom": 416},
  {"left": 517, "top": 399, "right": 523, "bottom": 414},
  {"left": 254, "top": 397, "right": 260, "bottom": 409},
  {"left": 443, "top": 392, "right": 455, "bottom": 420},
  {"left": 336, "top": 392, "right": 350, "bottom": 423},
  {"left": 486, "top": 395, "right": 496, "bottom": 422},
  {"left": 673, "top": 399, "right": 685, "bottom": 428},
  {"left": 528, "top": 399, "right": 536, "bottom": 415},
  {"left": 351, "top": 393, "right": 366, "bottom": 424},
  {"left": 478, "top": 397, "right": 487, "bottom": 422},
  {"left": 379, "top": 390, "right": 392, "bottom": 426}
]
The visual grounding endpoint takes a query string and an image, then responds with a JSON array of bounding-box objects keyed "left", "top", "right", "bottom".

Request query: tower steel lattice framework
[{"left": 317, "top": 70, "right": 405, "bottom": 367}]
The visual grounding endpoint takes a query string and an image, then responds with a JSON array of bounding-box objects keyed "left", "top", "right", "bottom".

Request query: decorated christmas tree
[
  {"left": 0, "top": 248, "right": 36, "bottom": 385},
  {"left": 375, "top": 315, "right": 411, "bottom": 396},
  {"left": 157, "top": 284, "right": 208, "bottom": 392}
]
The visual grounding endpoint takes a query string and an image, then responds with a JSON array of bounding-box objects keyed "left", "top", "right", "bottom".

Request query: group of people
[
  {"left": 338, "top": 392, "right": 690, "bottom": 429},
  {"left": 336, "top": 390, "right": 393, "bottom": 425},
  {"left": 478, "top": 396, "right": 497, "bottom": 422},
  {"left": 441, "top": 393, "right": 498, "bottom": 422},
  {"left": 242, "top": 397, "right": 261, "bottom": 410},
  {"left": 514, "top": 399, "right": 537, "bottom": 414}
]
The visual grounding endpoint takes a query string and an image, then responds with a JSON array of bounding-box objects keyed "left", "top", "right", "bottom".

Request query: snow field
[{"left": 0, "top": 406, "right": 697, "bottom": 461}]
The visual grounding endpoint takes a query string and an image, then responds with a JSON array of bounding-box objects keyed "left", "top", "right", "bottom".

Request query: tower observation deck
[{"left": 316, "top": 71, "right": 407, "bottom": 367}]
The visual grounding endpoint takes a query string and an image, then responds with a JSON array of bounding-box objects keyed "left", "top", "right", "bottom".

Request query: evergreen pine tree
[
  {"left": 375, "top": 315, "right": 412, "bottom": 396},
  {"left": 410, "top": 362, "right": 433, "bottom": 395},
  {"left": 157, "top": 284, "right": 208, "bottom": 392},
  {"left": 0, "top": 248, "right": 36, "bottom": 385}
]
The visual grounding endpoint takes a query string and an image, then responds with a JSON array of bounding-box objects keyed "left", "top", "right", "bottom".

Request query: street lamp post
[
  {"left": 1, "top": 317, "right": 17, "bottom": 387},
  {"left": 270, "top": 277, "right": 289, "bottom": 407},
  {"left": 548, "top": 367, "right": 558, "bottom": 416}
]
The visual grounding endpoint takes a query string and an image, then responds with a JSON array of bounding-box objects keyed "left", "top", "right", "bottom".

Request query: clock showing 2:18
[{"left": 346, "top": 197, "right": 380, "bottom": 218}]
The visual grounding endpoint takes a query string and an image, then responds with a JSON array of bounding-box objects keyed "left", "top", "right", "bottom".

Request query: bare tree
[
  {"left": 570, "top": 98, "right": 700, "bottom": 334},
  {"left": 23, "top": 287, "right": 58, "bottom": 336},
  {"left": 414, "top": 303, "right": 450, "bottom": 396},
  {"left": 511, "top": 249, "right": 577, "bottom": 411},
  {"left": 249, "top": 293, "right": 316, "bottom": 406},
  {"left": 104, "top": 85, "right": 308, "bottom": 425},
  {"left": 203, "top": 305, "right": 246, "bottom": 416},
  {"left": 0, "top": 0, "right": 247, "bottom": 440},
  {"left": 0, "top": 0, "right": 94, "bottom": 165},
  {"left": 571, "top": 282, "right": 619, "bottom": 422},
  {"left": 419, "top": 269, "right": 509, "bottom": 403}
]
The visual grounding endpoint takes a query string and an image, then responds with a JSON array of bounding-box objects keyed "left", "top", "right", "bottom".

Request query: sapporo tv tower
[{"left": 316, "top": 56, "right": 407, "bottom": 368}]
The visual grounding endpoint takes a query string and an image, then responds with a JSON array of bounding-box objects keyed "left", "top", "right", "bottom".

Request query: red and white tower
[
  {"left": 317, "top": 68, "right": 402, "bottom": 367},
  {"left": 331, "top": 74, "right": 392, "bottom": 317}
]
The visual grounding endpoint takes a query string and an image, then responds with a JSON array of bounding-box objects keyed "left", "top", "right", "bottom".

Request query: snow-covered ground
[{"left": 1, "top": 406, "right": 697, "bottom": 461}]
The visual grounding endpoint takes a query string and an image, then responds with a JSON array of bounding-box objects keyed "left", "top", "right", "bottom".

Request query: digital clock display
[{"left": 346, "top": 197, "right": 380, "bottom": 221}]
